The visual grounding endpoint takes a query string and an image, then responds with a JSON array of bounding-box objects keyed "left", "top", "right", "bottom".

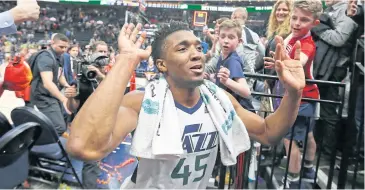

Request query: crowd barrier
[{"left": 215, "top": 39, "right": 364, "bottom": 189}]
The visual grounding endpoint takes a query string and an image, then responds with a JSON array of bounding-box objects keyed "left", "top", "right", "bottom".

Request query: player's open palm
[
  {"left": 117, "top": 23, "right": 152, "bottom": 66},
  {"left": 274, "top": 36, "right": 305, "bottom": 94}
]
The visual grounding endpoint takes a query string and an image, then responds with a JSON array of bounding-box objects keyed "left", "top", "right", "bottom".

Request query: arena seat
[
  {"left": 11, "top": 106, "right": 83, "bottom": 188},
  {"left": 0, "top": 122, "right": 41, "bottom": 188}
]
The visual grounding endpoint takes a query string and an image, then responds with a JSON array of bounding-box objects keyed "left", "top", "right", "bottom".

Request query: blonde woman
[
  {"left": 261, "top": 0, "right": 292, "bottom": 76},
  {"left": 266, "top": 0, "right": 292, "bottom": 43}
]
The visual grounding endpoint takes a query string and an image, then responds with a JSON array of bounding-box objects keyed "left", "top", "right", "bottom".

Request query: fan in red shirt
[
  {"left": 263, "top": 0, "right": 322, "bottom": 188},
  {"left": 286, "top": 33, "right": 319, "bottom": 101}
]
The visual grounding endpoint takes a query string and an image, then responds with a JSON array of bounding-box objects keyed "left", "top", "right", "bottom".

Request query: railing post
[
  {"left": 338, "top": 39, "right": 364, "bottom": 188},
  {"left": 326, "top": 72, "right": 346, "bottom": 189},
  {"left": 237, "top": 72, "right": 346, "bottom": 189}
]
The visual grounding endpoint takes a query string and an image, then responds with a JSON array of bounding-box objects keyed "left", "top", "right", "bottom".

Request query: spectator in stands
[
  {"left": 312, "top": 0, "right": 358, "bottom": 156},
  {"left": 30, "top": 33, "right": 70, "bottom": 135},
  {"left": 231, "top": 7, "right": 265, "bottom": 59},
  {"left": 0, "top": 46, "right": 4, "bottom": 65},
  {"left": 264, "top": 0, "right": 322, "bottom": 188},
  {"left": 60, "top": 44, "right": 79, "bottom": 88},
  {"left": 83, "top": 44, "right": 91, "bottom": 56},
  {"left": 144, "top": 56, "right": 158, "bottom": 81}
]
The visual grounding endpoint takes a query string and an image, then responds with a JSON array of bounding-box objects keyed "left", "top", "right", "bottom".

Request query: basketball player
[{"left": 67, "top": 21, "right": 305, "bottom": 188}]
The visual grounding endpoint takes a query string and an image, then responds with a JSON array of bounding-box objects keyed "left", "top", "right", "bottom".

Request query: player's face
[{"left": 158, "top": 30, "right": 205, "bottom": 88}]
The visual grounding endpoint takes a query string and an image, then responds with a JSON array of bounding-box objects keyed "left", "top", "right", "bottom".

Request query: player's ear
[{"left": 156, "top": 59, "right": 167, "bottom": 72}]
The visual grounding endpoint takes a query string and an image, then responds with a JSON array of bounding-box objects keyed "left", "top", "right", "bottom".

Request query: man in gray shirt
[{"left": 30, "top": 34, "right": 70, "bottom": 135}]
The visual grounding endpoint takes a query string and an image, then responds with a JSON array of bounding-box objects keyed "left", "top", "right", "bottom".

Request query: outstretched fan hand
[{"left": 273, "top": 36, "right": 305, "bottom": 94}]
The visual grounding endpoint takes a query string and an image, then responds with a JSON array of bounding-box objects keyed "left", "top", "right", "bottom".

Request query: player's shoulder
[{"left": 122, "top": 90, "right": 145, "bottom": 114}]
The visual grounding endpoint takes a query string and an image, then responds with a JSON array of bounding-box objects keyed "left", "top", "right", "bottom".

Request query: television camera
[{"left": 73, "top": 53, "right": 109, "bottom": 96}]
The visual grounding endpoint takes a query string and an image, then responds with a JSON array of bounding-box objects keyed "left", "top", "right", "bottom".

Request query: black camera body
[{"left": 73, "top": 53, "right": 109, "bottom": 96}]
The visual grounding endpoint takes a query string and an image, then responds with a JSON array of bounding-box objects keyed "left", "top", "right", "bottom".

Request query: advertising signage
[
  {"left": 43, "top": 1, "right": 275, "bottom": 12},
  {"left": 193, "top": 11, "right": 208, "bottom": 26}
]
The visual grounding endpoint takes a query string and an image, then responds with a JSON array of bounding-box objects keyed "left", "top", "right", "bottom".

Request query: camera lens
[{"left": 86, "top": 70, "right": 97, "bottom": 80}]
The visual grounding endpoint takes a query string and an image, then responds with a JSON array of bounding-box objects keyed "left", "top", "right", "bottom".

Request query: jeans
[
  {"left": 315, "top": 66, "right": 348, "bottom": 155},
  {"left": 36, "top": 103, "right": 67, "bottom": 136},
  {"left": 82, "top": 161, "right": 101, "bottom": 188}
]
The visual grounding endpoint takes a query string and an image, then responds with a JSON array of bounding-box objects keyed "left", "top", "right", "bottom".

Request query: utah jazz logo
[{"left": 181, "top": 124, "right": 218, "bottom": 154}]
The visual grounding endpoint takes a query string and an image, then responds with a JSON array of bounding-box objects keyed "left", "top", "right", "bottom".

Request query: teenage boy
[{"left": 264, "top": 0, "right": 322, "bottom": 188}]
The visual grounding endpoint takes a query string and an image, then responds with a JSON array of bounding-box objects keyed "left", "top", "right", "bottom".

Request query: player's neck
[{"left": 169, "top": 85, "right": 201, "bottom": 108}]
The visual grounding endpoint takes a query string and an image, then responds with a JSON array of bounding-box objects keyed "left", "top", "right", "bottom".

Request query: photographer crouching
[{"left": 64, "top": 53, "right": 109, "bottom": 189}]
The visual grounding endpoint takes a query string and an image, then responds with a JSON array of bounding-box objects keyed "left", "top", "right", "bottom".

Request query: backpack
[{"left": 14, "top": 50, "right": 56, "bottom": 100}]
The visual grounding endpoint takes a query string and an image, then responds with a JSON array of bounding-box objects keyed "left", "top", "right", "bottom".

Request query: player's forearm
[
  {"left": 263, "top": 90, "right": 302, "bottom": 144},
  {"left": 69, "top": 54, "right": 138, "bottom": 156}
]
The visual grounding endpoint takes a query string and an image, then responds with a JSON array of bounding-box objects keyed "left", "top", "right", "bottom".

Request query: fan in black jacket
[{"left": 311, "top": 14, "right": 340, "bottom": 80}]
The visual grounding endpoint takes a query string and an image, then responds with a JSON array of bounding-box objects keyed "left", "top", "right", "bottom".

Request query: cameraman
[{"left": 64, "top": 55, "right": 108, "bottom": 189}]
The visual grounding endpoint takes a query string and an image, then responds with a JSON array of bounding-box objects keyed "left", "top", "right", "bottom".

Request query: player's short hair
[{"left": 151, "top": 21, "right": 190, "bottom": 64}]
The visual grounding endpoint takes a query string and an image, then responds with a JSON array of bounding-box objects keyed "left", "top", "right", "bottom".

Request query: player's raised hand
[
  {"left": 274, "top": 37, "right": 305, "bottom": 94},
  {"left": 117, "top": 23, "right": 152, "bottom": 66}
]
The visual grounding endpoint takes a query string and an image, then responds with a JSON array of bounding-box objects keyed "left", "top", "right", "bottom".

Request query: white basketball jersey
[{"left": 123, "top": 97, "right": 218, "bottom": 189}]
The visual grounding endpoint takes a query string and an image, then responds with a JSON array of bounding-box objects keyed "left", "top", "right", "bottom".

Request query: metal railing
[
  {"left": 337, "top": 39, "right": 364, "bottom": 189},
  {"left": 214, "top": 39, "right": 365, "bottom": 189}
]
